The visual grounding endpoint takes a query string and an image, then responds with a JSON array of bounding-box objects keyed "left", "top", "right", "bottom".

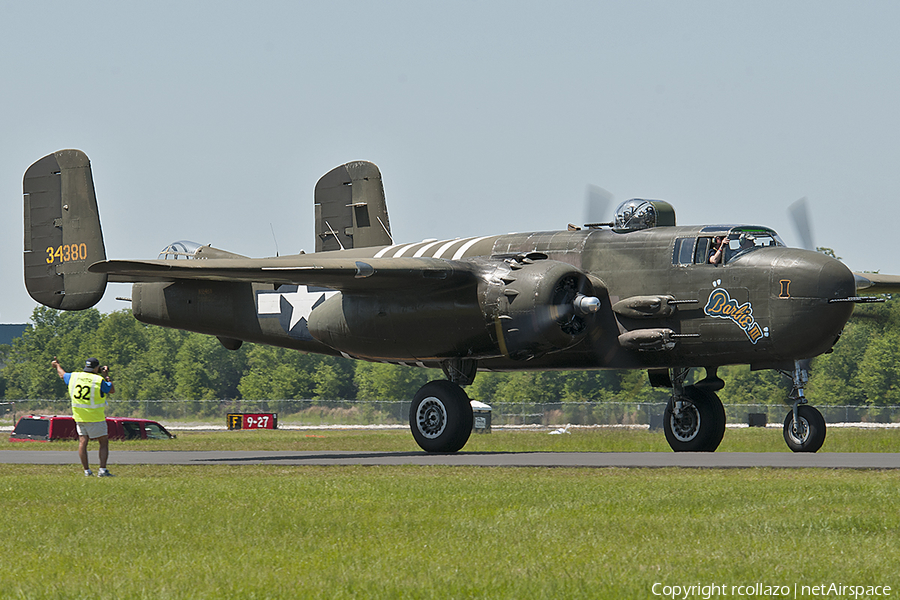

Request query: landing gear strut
[
  {"left": 779, "top": 360, "right": 826, "bottom": 453},
  {"left": 662, "top": 368, "right": 727, "bottom": 452}
]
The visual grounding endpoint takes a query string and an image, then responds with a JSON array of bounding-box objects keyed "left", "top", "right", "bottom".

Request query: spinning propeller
[{"left": 788, "top": 197, "right": 815, "bottom": 252}]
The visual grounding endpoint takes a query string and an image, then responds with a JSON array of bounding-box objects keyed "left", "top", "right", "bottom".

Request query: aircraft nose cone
[
  {"left": 770, "top": 249, "right": 855, "bottom": 360},
  {"left": 817, "top": 255, "right": 857, "bottom": 300},
  {"left": 774, "top": 250, "right": 855, "bottom": 300}
]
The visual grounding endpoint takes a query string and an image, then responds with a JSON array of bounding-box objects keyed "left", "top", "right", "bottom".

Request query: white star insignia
[
  {"left": 257, "top": 286, "right": 338, "bottom": 336},
  {"left": 282, "top": 289, "right": 326, "bottom": 331}
]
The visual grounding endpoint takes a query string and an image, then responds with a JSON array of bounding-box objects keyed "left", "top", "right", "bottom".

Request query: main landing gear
[
  {"left": 409, "top": 380, "right": 474, "bottom": 453},
  {"left": 661, "top": 368, "right": 727, "bottom": 452},
  {"left": 409, "top": 359, "right": 476, "bottom": 453},
  {"left": 779, "top": 360, "right": 826, "bottom": 453}
]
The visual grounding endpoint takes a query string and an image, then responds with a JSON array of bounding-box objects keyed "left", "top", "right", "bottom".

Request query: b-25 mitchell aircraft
[{"left": 23, "top": 150, "right": 900, "bottom": 453}]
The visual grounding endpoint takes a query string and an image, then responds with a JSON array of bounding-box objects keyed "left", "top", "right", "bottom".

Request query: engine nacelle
[
  {"left": 306, "top": 256, "right": 602, "bottom": 362},
  {"left": 307, "top": 286, "right": 495, "bottom": 360},
  {"left": 478, "top": 255, "right": 601, "bottom": 360}
]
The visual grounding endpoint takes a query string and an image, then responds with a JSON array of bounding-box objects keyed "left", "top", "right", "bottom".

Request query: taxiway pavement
[{"left": 1, "top": 450, "right": 899, "bottom": 468}]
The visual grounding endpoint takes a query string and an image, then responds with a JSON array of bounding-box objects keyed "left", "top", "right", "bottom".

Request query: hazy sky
[{"left": 2, "top": 1, "right": 899, "bottom": 323}]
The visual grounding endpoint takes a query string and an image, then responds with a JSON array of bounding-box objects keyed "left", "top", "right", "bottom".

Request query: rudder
[
  {"left": 23, "top": 149, "right": 107, "bottom": 310},
  {"left": 314, "top": 161, "right": 392, "bottom": 252}
]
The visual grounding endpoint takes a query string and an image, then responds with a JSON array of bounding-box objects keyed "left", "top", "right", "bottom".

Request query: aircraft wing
[
  {"left": 90, "top": 256, "right": 479, "bottom": 292},
  {"left": 853, "top": 272, "right": 900, "bottom": 295}
]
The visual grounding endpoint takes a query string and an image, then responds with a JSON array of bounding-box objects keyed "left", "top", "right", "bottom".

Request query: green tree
[
  {"left": 614, "top": 370, "right": 668, "bottom": 403},
  {"left": 354, "top": 362, "right": 437, "bottom": 402},
  {"left": 1, "top": 307, "right": 100, "bottom": 401},
  {"left": 857, "top": 331, "right": 900, "bottom": 406},
  {"left": 239, "top": 345, "right": 317, "bottom": 400},
  {"left": 717, "top": 365, "right": 789, "bottom": 405},
  {"left": 492, "top": 371, "right": 563, "bottom": 404},
  {"left": 807, "top": 321, "right": 872, "bottom": 405},
  {"left": 312, "top": 359, "right": 356, "bottom": 400},
  {"left": 0, "top": 344, "right": 9, "bottom": 400},
  {"left": 185, "top": 336, "right": 216, "bottom": 400},
  {"left": 87, "top": 310, "right": 145, "bottom": 370},
  {"left": 128, "top": 326, "right": 187, "bottom": 399},
  {"left": 467, "top": 371, "right": 510, "bottom": 403},
  {"left": 560, "top": 370, "right": 624, "bottom": 402}
]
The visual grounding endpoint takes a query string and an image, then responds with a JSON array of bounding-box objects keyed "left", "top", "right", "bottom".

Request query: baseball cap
[{"left": 84, "top": 358, "right": 100, "bottom": 372}]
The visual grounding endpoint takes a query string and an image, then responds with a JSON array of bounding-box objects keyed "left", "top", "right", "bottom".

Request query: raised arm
[{"left": 51, "top": 357, "right": 66, "bottom": 380}]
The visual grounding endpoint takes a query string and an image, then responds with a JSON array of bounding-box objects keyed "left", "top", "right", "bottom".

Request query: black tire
[
  {"left": 783, "top": 405, "right": 826, "bottom": 453},
  {"left": 409, "top": 380, "right": 474, "bottom": 453},
  {"left": 663, "top": 385, "right": 726, "bottom": 452}
]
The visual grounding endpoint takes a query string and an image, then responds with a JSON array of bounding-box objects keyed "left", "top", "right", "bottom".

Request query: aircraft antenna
[
  {"left": 325, "top": 220, "right": 345, "bottom": 251},
  {"left": 377, "top": 216, "right": 393, "bottom": 244},
  {"left": 269, "top": 223, "right": 280, "bottom": 257}
]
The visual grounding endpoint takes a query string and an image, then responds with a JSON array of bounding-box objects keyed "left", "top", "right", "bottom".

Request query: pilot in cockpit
[{"left": 709, "top": 236, "right": 727, "bottom": 265}]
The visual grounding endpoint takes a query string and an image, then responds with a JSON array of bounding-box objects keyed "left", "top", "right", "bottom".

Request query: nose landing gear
[{"left": 780, "top": 360, "right": 826, "bottom": 453}]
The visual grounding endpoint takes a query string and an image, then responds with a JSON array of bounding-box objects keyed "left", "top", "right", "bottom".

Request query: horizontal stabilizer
[{"left": 23, "top": 150, "right": 107, "bottom": 310}]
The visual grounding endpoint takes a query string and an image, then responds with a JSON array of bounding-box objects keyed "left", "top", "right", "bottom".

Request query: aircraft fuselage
[{"left": 130, "top": 225, "right": 856, "bottom": 374}]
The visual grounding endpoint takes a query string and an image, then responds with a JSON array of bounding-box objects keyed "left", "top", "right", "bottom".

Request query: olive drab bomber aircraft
[{"left": 23, "top": 149, "right": 900, "bottom": 453}]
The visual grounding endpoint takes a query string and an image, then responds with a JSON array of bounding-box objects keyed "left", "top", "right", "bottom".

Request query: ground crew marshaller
[{"left": 52, "top": 356, "right": 115, "bottom": 477}]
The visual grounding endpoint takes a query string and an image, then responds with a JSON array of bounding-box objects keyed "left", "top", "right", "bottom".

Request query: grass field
[{"left": 1, "top": 428, "right": 899, "bottom": 599}]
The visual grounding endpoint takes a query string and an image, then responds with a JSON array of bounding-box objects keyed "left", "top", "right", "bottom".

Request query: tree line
[{"left": 1, "top": 300, "right": 899, "bottom": 416}]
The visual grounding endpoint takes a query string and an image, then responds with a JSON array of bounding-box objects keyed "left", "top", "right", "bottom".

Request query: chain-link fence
[
  {"left": 466, "top": 402, "right": 900, "bottom": 427},
  {"left": 3, "top": 399, "right": 900, "bottom": 428}
]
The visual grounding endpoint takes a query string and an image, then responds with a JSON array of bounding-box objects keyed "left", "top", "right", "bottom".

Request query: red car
[{"left": 9, "top": 415, "right": 175, "bottom": 442}]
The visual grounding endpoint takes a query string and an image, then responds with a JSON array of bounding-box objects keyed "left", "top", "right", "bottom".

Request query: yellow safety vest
[{"left": 68, "top": 372, "right": 108, "bottom": 423}]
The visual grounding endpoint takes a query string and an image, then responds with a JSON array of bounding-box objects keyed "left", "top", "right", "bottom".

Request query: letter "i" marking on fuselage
[{"left": 779, "top": 280, "right": 791, "bottom": 298}]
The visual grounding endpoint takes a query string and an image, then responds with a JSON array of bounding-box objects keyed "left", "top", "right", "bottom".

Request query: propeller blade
[
  {"left": 585, "top": 185, "right": 614, "bottom": 225},
  {"left": 788, "top": 197, "right": 815, "bottom": 251}
]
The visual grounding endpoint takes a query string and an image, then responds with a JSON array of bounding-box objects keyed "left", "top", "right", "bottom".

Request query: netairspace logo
[{"left": 651, "top": 582, "right": 892, "bottom": 599}]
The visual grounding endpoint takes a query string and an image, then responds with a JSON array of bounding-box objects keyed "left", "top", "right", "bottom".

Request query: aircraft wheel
[
  {"left": 663, "top": 385, "right": 726, "bottom": 452},
  {"left": 409, "top": 380, "right": 473, "bottom": 453},
  {"left": 783, "top": 405, "right": 826, "bottom": 453}
]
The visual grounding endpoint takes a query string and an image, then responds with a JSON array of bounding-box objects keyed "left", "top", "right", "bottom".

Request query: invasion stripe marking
[
  {"left": 392, "top": 242, "right": 427, "bottom": 258},
  {"left": 376, "top": 237, "right": 491, "bottom": 260},
  {"left": 412, "top": 240, "right": 444, "bottom": 257},
  {"left": 433, "top": 238, "right": 466, "bottom": 259},
  {"left": 374, "top": 244, "right": 400, "bottom": 258},
  {"left": 451, "top": 236, "right": 493, "bottom": 260}
]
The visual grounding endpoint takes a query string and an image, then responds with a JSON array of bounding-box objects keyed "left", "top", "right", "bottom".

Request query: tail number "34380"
[{"left": 45, "top": 243, "right": 89, "bottom": 264}]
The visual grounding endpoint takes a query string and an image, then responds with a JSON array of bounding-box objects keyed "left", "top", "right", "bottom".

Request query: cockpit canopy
[
  {"left": 158, "top": 240, "right": 203, "bottom": 260},
  {"left": 697, "top": 226, "right": 785, "bottom": 264},
  {"left": 614, "top": 199, "right": 676, "bottom": 231}
]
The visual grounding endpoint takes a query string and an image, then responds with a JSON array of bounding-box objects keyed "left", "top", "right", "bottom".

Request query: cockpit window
[
  {"left": 672, "top": 237, "right": 695, "bottom": 265},
  {"left": 674, "top": 228, "right": 784, "bottom": 267},
  {"left": 721, "top": 228, "right": 784, "bottom": 263},
  {"left": 694, "top": 238, "right": 710, "bottom": 264}
]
